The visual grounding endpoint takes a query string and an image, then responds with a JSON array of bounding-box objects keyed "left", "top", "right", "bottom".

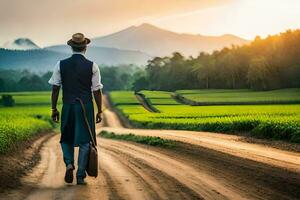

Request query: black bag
[{"left": 76, "top": 98, "right": 98, "bottom": 177}]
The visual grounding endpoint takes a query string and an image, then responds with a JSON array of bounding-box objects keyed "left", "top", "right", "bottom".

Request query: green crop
[
  {"left": 176, "top": 88, "right": 300, "bottom": 104},
  {"left": 110, "top": 90, "right": 300, "bottom": 143},
  {"left": 0, "top": 92, "right": 59, "bottom": 153},
  {"left": 0, "top": 91, "right": 62, "bottom": 106},
  {"left": 140, "top": 90, "right": 180, "bottom": 105},
  {"left": 100, "top": 131, "right": 175, "bottom": 147},
  {"left": 109, "top": 91, "right": 140, "bottom": 106}
]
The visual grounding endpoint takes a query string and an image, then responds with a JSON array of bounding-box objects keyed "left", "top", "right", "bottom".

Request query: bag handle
[{"left": 76, "top": 98, "right": 97, "bottom": 147}]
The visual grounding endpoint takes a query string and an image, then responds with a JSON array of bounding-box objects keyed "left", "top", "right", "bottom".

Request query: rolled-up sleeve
[
  {"left": 91, "top": 62, "right": 103, "bottom": 91},
  {"left": 48, "top": 61, "right": 61, "bottom": 86}
]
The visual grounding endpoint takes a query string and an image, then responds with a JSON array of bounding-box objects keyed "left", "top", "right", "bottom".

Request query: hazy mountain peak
[
  {"left": 135, "top": 23, "right": 159, "bottom": 29},
  {"left": 92, "top": 23, "right": 249, "bottom": 57},
  {"left": 132, "top": 23, "right": 175, "bottom": 34},
  {"left": 3, "top": 38, "right": 39, "bottom": 50},
  {"left": 220, "top": 34, "right": 241, "bottom": 39}
]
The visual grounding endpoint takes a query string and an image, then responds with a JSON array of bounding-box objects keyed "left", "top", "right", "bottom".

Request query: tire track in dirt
[
  {"left": 100, "top": 146, "right": 201, "bottom": 200},
  {"left": 101, "top": 126, "right": 300, "bottom": 173},
  {"left": 101, "top": 149, "right": 155, "bottom": 200},
  {"left": 101, "top": 94, "right": 300, "bottom": 173},
  {"left": 2, "top": 134, "right": 110, "bottom": 200},
  {"left": 99, "top": 94, "right": 300, "bottom": 200},
  {"left": 1, "top": 94, "right": 299, "bottom": 200},
  {"left": 99, "top": 139, "right": 250, "bottom": 200}
]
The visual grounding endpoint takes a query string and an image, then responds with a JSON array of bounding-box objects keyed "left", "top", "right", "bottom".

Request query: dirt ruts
[{"left": 1, "top": 95, "right": 299, "bottom": 200}]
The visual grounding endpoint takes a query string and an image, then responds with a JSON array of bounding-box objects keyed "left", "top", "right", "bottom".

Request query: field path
[{"left": 1, "top": 95, "right": 300, "bottom": 200}]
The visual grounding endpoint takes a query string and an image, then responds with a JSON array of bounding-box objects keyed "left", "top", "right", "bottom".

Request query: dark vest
[{"left": 60, "top": 54, "right": 93, "bottom": 104}]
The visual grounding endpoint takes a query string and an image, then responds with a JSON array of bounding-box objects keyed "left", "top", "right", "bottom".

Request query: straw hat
[{"left": 67, "top": 33, "right": 90, "bottom": 47}]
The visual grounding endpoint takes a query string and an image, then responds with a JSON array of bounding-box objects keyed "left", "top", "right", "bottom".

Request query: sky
[{"left": 1, "top": 0, "right": 300, "bottom": 47}]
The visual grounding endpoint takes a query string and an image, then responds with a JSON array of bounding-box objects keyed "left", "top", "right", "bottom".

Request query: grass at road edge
[{"left": 99, "top": 131, "right": 175, "bottom": 148}]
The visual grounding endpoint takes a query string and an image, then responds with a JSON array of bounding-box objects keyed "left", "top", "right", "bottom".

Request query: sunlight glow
[{"left": 152, "top": 0, "right": 300, "bottom": 39}]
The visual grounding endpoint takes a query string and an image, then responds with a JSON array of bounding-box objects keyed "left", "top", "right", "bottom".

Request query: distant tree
[
  {"left": 120, "top": 73, "right": 130, "bottom": 85},
  {"left": 18, "top": 75, "right": 46, "bottom": 91},
  {"left": 145, "top": 57, "right": 166, "bottom": 90},
  {"left": 0, "top": 78, "right": 5, "bottom": 92},
  {"left": 247, "top": 57, "right": 270, "bottom": 90},
  {"left": 100, "top": 65, "right": 142, "bottom": 91},
  {"left": 132, "top": 76, "right": 149, "bottom": 92},
  {"left": 167, "top": 52, "right": 187, "bottom": 90},
  {"left": 42, "top": 71, "right": 52, "bottom": 90},
  {"left": 192, "top": 52, "right": 215, "bottom": 89},
  {"left": 101, "top": 67, "right": 120, "bottom": 91},
  {"left": 1, "top": 95, "right": 15, "bottom": 107}
]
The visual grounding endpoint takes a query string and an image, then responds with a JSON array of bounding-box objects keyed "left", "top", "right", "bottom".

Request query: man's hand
[
  {"left": 52, "top": 109, "right": 60, "bottom": 123},
  {"left": 51, "top": 85, "right": 60, "bottom": 123},
  {"left": 93, "top": 89, "right": 103, "bottom": 124},
  {"left": 96, "top": 112, "right": 102, "bottom": 123}
]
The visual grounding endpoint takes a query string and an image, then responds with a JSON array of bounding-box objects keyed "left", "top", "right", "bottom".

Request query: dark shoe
[
  {"left": 77, "top": 178, "right": 87, "bottom": 185},
  {"left": 64, "top": 164, "right": 74, "bottom": 183}
]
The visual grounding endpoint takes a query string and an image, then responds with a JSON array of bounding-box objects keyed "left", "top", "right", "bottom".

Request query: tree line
[
  {"left": 133, "top": 29, "right": 300, "bottom": 91},
  {"left": 0, "top": 65, "right": 143, "bottom": 92},
  {"left": 0, "top": 70, "right": 51, "bottom": 92}
]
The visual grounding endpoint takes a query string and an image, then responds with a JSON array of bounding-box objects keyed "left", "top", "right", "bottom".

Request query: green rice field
[
  {"left": 0, "top": 92, "right": 58, "bottom": 153},
  {"left": 1, "top": 91, "right": 62, "bottom": 106},
  {"left": 176, "top": 88, "right": 300, "bottom": 104},
  {"left": 1, "top": 89, "right": 300, "bottom": 154},
  {"left": 109, "top": 90, "right": 300, "bottom": 143},
  {"left": 141, "top": 90, "right": 180, "bottom": 105}
]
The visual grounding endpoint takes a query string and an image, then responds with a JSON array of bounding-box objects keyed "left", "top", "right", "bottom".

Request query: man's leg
[
  {"left": 77, "top": 143, "right": 89, "bottom": 185},
  {"left": 61, "top": 143, "right": 75, "bottom": 183}
]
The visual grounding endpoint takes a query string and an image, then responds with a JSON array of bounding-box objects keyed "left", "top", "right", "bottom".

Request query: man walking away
[{"left": 48, "top": 33, "right": 103, "bottom": 185}]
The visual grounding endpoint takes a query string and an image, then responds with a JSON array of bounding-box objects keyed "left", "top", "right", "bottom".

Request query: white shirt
[{"left": 48, "top": 53, "right": 103, "bottom": 91}]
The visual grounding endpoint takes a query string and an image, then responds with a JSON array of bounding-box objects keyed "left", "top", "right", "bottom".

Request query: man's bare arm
[
  {"left": 51, "top": 85, "right": 60, "bottom": 123},
  {"left": 93, "top": 89, "right": 103, "bottom": 123}
]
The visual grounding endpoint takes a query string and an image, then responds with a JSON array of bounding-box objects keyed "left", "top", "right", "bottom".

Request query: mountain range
[
  {"left": 0, "top": 23, "right": 249, "bottom": 72},
  {"left": 92, "top": 23, "right": 249, "bottom": 57},
  {"left": 0, "top": 46, "right": 151, "bottom": 72}
]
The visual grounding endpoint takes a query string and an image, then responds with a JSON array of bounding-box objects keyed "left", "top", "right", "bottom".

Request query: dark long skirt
[{"left": 60, "top": 102, "right": 96, "bottom": 147}]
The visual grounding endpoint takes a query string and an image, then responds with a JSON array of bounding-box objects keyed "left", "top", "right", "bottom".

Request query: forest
[
  {"left": 134, "top": 29, "right": 300, "bottom": 91},
  {"left": 1, "top": 29, "right": 299, "bottom": 92}
]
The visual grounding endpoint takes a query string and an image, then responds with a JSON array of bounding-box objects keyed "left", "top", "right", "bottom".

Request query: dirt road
[{"left": 1, "top": 96, "right": 300, "bottom": 200}]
